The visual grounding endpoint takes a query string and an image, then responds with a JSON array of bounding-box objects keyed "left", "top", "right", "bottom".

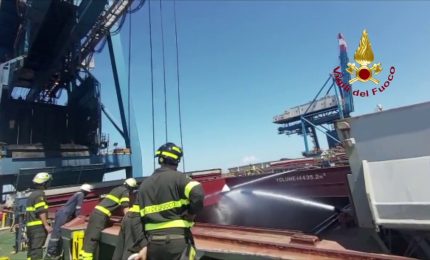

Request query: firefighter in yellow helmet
[
  {"left": 134, "top": 143, "right": 205, "bottom": 260},
  {"left": 79, "top": 178, "right": 138, "bottom": 260},
  {"left": 26, "top": 172, "right": 53, "bottom": 260}
]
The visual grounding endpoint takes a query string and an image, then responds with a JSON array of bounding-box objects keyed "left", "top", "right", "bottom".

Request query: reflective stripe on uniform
[
  {"left": 120, "top": 197, "right": 130, "bottom": 203},
  {"left": 172, "top": 146, "right": 182, "bottom": 153},
  {"left": 106, "top": 194, "right": 120, "bottom": 204},
  {"left": 142, "top": 199, "right": 189, "bottom": 216},
  {"left": 189, "top": 245, "right": 197, "bottom": 260},
  {"left": 26, "top": 201, "right": 48, "bottom": 212},
  {"left": 129, "top": 205, "right": 140, "bottom": 213},
  {"left": 34, "top": 201, "right": 47, "bottom": 209},
  {"left": 156, "top": 151, "right": 179, "bottom": 159},
  {"left": 184, "top": 181, "right": 200, "bottom": 199},
  {"left": 26, "top": 220, "right": 43, "bottom": 227},
  {"left": 145, "top": 219, "right": 194, "bottom": 231},
  {"left": 95, "top": 205, "right": 111, "bottom": 216}
]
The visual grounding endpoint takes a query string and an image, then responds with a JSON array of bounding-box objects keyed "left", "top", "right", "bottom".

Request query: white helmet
[
  {"left": 32, "top": 172, "right": 52, "bottom": 185},
  {"left": 124, "top": 178, "right": 137, "bottom": 188},
  {"left": 80, "top": 183, "right": 93, "bottom": 192}
]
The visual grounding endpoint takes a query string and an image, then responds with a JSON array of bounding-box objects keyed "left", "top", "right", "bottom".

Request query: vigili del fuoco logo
[{"left": 333, "top": 30, "right": 396, "bottom": 97}]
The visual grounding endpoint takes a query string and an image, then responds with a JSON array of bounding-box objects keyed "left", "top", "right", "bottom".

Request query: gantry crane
[
  {"left": 0, "top": 0, "right": 143, "bottom": 197},
  {"left": 273, "top": 33, "right": 354, "bottom": 157}
]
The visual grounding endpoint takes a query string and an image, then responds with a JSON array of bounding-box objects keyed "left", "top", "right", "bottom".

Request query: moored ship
[{"left": 193, "top": 152, "right": 352, "bottom": 232}]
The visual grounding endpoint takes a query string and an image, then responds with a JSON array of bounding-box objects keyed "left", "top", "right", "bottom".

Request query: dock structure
[{"left": 274, "top": 34, "right": 354, "bottom": 157}]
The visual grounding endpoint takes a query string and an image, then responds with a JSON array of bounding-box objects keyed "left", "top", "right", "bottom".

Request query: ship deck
[
  {"left": 59, "top": 218, "right": 413, "bottom": 260},
  {"left": 0, "top": 229, "right": 27, "bottom": 260}
]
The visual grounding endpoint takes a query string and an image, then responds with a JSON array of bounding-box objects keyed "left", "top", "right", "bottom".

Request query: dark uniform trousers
[
  {"left": 148, "top": 238, "right": 188, "bottom": 260},
  {"left": 112, "top": 214, "right": 144, "bottom": 260},
  {"left": 27, "top": 225, "right": 48, "bottom": 260},
  {"left": 147, "top": 228, "right": 194, "bottom": 260},
  {"left": 82, "top": 211, "right": 109, "bottom": 258},
  {"left": 46, "top": 210, "right": 69, "bottom": 256}
]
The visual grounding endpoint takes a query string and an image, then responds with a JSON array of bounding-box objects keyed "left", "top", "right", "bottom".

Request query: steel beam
[
  {"left": 332, "top": 78, "right": 344, "bottom": 120},
  {"left": 106, "top": 33, "right": 143, "bottom": 178},
  {"left": 302, "top": 117, "right": 341, "bottom": 143},
  {"left": 0, "top": 154, "right": 132, "bottom": 176},
  {"left": 101, "top": 103, "right": 125, "bottom": 138},
  {"left": 301, "top": 120, "right": 309, "bottom": 154}
]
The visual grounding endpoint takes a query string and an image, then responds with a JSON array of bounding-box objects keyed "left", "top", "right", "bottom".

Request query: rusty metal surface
[
  {"left": 61, "top": 219, "right": 414, "bottom": 260},
  {"left": 192, "top": 223, "right": 414, "bottom": 260},
  {"left": 48, "top": 174, "right": 414, "bottom": 260}
]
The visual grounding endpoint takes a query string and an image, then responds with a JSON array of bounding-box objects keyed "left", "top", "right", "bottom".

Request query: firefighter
[
  {"left": 79, "top": 178, "right": 138, "bottom": 260},
  {"left": 135, "top": 143, "right": 205, "bottom": 260},
  {"left": 46, "top": 183, "right": 93, "bottom": 259},
  {"left": 25, "top": 172, "right": 53, "bottom": 260},
  {"left": 112, "top": 195, "right": 147, "bottom": 260}
]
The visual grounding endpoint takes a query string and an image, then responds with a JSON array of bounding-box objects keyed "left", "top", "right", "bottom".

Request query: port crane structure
[
  {"left": 0, "top": 0, "right": 144, "bottom": 197},
  {"left": 273, "top": 33, "right": 354, "bottom": 157}
]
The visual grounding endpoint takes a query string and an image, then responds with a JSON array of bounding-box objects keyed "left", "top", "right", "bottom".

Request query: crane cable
[
  {"left": 159, "top": 0, "right": 168, "bottom": 143},
  {"left": 148, "top": 0, "right": 156, "bottom": 170},
  {"left": 173, "top": 0, "right": 185, "bottom": 172},
  {"left": 127, "top": 8, "right": 132, "bottom": 141},
  {"left": 148, "top": 0, "right": 185, "bottom": 171}
]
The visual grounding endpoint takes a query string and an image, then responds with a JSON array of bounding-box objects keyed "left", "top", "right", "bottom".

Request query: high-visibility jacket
[
  {"left": 128, "top": 203, "right": 141, "bottom": 216},
  {"left": 26, "top": 189, "right": 48, "bottom": 227},
  {"left": 95, "top": 185, "right": 130, "bottom": 216},
  {"left": 137, "top": 165, "right": 205, "bottom": 231}
]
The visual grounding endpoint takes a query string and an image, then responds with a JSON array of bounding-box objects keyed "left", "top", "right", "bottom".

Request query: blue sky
[{"left": 93, "top": 1, "right": 430, "bottom": 176}]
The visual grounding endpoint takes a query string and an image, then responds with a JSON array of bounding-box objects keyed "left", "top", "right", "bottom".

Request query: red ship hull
[
  {"left": 42, "top": 166, "right": 351, "bottom": 233},
  {"left": 196, "top": 166, "right": 351, "bottom": 233}
]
